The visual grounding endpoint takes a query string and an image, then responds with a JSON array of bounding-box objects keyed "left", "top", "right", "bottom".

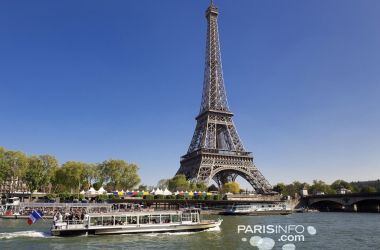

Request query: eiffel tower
[{"left": 176, "top": 1, "right": 272, "bottom": 194}]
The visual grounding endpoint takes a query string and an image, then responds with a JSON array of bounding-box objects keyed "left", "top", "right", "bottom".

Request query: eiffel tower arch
[{"left": 176, "top": 2, "right": 272, "bottom": 194}]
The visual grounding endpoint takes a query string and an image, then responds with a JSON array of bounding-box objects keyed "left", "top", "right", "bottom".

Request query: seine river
[{"left": 0, "top": 213, "right": 379, "bottom": 250}]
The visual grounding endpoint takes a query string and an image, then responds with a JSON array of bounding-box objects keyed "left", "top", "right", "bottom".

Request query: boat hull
[{"left": 51, "top": 221, "right": 221, "bottom": 237}]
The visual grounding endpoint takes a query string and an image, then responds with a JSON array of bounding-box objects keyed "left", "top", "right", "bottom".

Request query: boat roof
[{"left": 87, "top": 210, "right": 197, "bottom": 217}]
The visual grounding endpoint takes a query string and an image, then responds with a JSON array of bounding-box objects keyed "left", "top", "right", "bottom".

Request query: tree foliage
[
  {"left": 0, "top": 147, "right": 141, "bottom": 194},
  {"left": 168, "top": 175, "right": 189, "bottom": 191},
  {"left": 222, "top": 182, "right": 240, "bottom": 194},
  {"left": 309, "top": 180, "right": 335, "bottom": 194},
  {"left": 25, "top": 155, "right": 57, "bottom": 193},
  {"left": 167, "top": 175, "right": 209, "bottom": 192},
  {"left": 157, "top": 179, "right": 170, "bottom": 189},
  {"left": 98, "top": 160, "right": 140, "bottom": 190},
  {"left": 359, "top": 186, "right": 377, "bottom": 193},
  {"left": 53, "top": 161, "right": 88, "bottom": 193},
  {"left": 273, "top": 181, "right": 309, "bottom": 196},
  {"left": 0, "top": 149, "right": 28, "bottom": 193},
  {"left": 331, "top": 180, "right": 352, "bottom": 190}
]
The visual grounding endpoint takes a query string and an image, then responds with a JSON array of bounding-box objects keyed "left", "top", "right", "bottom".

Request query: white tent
[
  {"left": 98, "top": 186, "right": 107, "bottom": 194},
  {"left": 86, "top": 187, "right": 97, "bottom": 195},
  {"left": 80, "top": 190, "right": 86, "bottom": 195},
  {"left": 150, "top": 189, "right": 156, "bottom": 194},
  {"left": 155, "top": 188, "right": 164, "bottom": 195},
  {"left": 163, "top": 188, "right": 172, "bottom": 196},
  {"left": 174, "top": 191, "right": 179, "bottom": 195}
]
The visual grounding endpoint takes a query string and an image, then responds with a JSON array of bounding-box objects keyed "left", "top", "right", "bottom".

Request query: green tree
[
  {"left": 168, "top": 175, "right": 189, "bottom": 191},
  {"left": 92, "top": 182, "right": 103, "bottom": 191},
  {"left": 1, "top": 149, "right": 28, "bottom": 193},
  {"left": 222, "top": 182, "right": 240, "bottom": 194},
  {"left": 359, "top": 186, "right": 377, "bottom": 193},
  {"left": 189, "top": 182, "right": 197, "bottom": 191},
  {"left": 52, "top": 161, "right": 87, "bottom": 193},
  {"left": 39, "top": 155, "right": 59, "bottom": 192},
  {"left": 331, "top": 179, "right": 352, "bottom": 192},
  {"left": 309, "top": 180, "right": 334, "bottom": 195},
  {"left": 157, "top": 179, "right": 170, "bottom": 189},
  {"left": 272, "top": 181, "right": 308, "bottom": 197},
  {"left": 98, "top": 160, "right": 140, "bottom": 190},
  {"left": 273, "top": 183, "right": 286, "bottom": 194},
  {"left": 24, "top": 155, "right": 58, "bottom": 194},
  {"left": 138, "top": 184, "right": 148, "bottom": 191},
  {"left": 0, "top": 147, "right": 7, "bottom": 184},
  {"left": 82, "top": 163, "right": 99, "bottom": 189},
  {"left": 196, "top": 183, "right": 208, "bottom": 191}
]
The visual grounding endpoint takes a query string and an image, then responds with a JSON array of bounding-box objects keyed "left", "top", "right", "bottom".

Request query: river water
[{"left": 0, "top": 213, "right": 379, "bottom": 250}]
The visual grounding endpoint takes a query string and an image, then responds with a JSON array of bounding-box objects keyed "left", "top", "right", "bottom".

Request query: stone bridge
[{"left": 304, "top": 192, "right": 380, "bottom": 212}]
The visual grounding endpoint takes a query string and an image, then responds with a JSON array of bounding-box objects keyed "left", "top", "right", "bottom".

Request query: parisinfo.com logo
[{"left": 237, "top": 224, "right": 317, "bottom": 250}]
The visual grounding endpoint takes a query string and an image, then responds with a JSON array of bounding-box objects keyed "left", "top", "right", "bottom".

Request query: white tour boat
[
  {"left": 0, "top": 197, "right": 22, "bottom": 218},
  {"left": 221, "top": 203, "right": 292, "bottom": 215},
  {"left": 51, "top": 209, "right": 222, "bottom": 236}
]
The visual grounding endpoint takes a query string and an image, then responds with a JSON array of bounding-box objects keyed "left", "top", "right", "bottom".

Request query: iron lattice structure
[{"left": 176, "top": 2, "right": 272, "bottom": 193}]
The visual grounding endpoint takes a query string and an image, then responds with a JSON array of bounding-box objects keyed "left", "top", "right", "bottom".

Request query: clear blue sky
[{"left": 1, "top": 0, "right": 379, "bottom": 188}]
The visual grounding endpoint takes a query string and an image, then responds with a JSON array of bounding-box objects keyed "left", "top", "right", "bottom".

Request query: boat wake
[{"left": 0, "top": 231, "right": 51, "bottom": 240}]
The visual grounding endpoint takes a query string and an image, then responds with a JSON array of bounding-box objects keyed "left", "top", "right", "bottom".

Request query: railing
[
  {"left": 20, "top": 202, "right": 113, "bottom": 208},
  {"left": 182, "top": 149, "right": 252, "bottom": 160}
]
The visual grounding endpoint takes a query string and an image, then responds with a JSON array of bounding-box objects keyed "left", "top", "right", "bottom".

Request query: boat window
[
  {"left": 102, "top": 216, "right": 113, "bottom": 226},
  {"left": 115, "top": 216, "right": 126, "bottom": 225},
  {"left": 90, "top": 217, "right": 101, "bottom": 226},
  {"left": 161, "top": 215, "right": 170, "bottom": 223},
  {"left": 171, "top": 214, "right": 180, "bottom": 223},
  {"left": 139, "top": 215, "right": 149, "bottom": 224},
  {"left": 150, "top": 215, "right": 160, "bottom": 224},
  {"left": 127, "top": 216, "right": 138, "bottom": 224},
  {"left": 181, "top": 213, "right": 192, "bottom": 222}
]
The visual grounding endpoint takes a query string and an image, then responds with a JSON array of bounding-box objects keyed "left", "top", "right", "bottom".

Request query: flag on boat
[{"left": 27, "top": 210, "right": 43, "bottom": 225}]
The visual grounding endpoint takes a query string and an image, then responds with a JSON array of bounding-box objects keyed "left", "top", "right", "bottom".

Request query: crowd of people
[
  {"left": 1, "top": 203, "right": 150, "bottom": 218},
  {"left": 20, "top": 207, "right": 56, "bottom": 216}
]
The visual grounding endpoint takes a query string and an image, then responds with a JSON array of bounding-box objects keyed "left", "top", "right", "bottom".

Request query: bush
[
  {"left": 204, "top": 195, "right": 212, "bottom": 200},
  {"left": 143, "top": 195, "right": 154, "bottom": 200},
  {"left": 165, "top": 195, "right": 176, "bottom": 200},
  {"left": 109, "top": 197, "right": 123, "bottom": 203},
  {"left": 213, "top": 195, "right": 222, "bottom": 200},
  {"left": 222, "top": 182, "right": 240, "bottom": 194},
  {"left": 154, "top": 195, "right": 165, "bottom": 200},
  {"left": 176, "top": 194, "right": 185, "bottom": 200},
  {"left": 108, "top": 194, "right": 117, "bottom": 200},
  {"left": 47, "top": 193, "right": 57, "bottom": 200},
  {"left": 58, "top": 192, "right": 71, "bottom": 201},
  {"left": 97, "top": 194, "right": 108, "bottom": 202}
]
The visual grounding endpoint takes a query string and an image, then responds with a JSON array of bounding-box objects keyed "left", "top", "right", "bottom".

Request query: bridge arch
[
  {"left": 353, "top": 199, "right": 380, "bottom": 213},
  {"left": 309, "top": 200, "right": 344, "bottom": 212}
]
